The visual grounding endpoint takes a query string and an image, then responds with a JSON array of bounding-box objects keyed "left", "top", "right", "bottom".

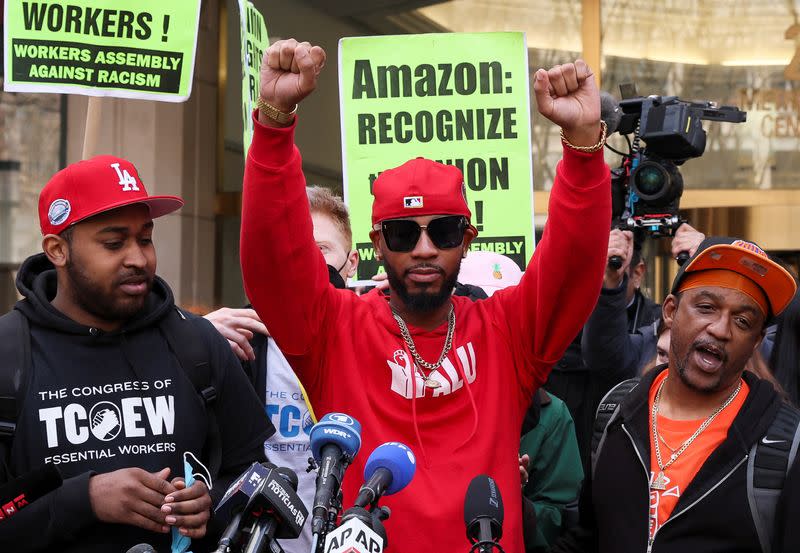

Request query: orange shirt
[{"left": 647, "top": 369, "right": 749, "bottom": 540}]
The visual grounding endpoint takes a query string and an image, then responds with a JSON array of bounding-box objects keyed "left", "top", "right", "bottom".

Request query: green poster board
[
  {"left": 338, "top": 33, "right": 535, "bottom": 280},
  {"left": 238, "top": 0, "right": 268, "bottom": 153},
  {"left": 3, "top": 0, "right": 201, "bottom": 101}
]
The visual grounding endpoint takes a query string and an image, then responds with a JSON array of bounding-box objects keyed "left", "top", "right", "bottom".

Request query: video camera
[{"left": 607, "top": 83, "right": 747, "bottom": 250}]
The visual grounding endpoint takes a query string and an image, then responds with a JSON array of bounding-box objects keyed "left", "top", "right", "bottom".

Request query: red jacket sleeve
[
  {"left": 240, "top": 114, "right": 338, "bottom": 361},
  {"left": 489, "top": 145, "right": 610, "bottom": 392}
]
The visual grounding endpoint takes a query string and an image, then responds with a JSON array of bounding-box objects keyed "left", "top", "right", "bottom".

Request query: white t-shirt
[{"left": 263, "top": 338, "right": 316, "bottom": 553}]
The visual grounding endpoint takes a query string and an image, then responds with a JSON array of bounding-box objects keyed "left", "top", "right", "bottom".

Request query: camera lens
[{"left": 632, "top": 161, "right": 669, "bottom": 200}]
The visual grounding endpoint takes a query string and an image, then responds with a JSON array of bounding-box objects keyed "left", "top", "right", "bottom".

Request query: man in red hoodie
[{"left": 240, "top": 38, "right": 610, "bottom": 553}]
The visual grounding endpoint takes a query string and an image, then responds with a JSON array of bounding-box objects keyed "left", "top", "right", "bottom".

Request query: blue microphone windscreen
[
  {"left": 309, "top": 412, "right": 362, "bottom": 460},
  {"left": 364, "top": 442, "right": 416, "bottom": 495}
]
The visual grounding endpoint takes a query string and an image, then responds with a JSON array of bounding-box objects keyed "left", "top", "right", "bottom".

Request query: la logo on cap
[{"left": 403, "top": 196, "right": 423, "bottom": 208}]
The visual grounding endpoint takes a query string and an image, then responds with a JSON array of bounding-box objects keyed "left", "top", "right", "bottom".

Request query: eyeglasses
[{"left": 374, "top": 215, "right": 468, "bottom": 252}]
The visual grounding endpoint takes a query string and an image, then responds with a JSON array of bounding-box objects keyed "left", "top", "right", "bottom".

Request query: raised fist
[
  {"left": 533, "top": 60, "right": 601, "bottom": 148},
  {"left": 258, "top": 38, "right": 326, "bottom": 125}
]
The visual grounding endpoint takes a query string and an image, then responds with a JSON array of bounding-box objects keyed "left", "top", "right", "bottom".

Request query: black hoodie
[{"left": 0, "top": 253, "right": 272, "bottom": 553}]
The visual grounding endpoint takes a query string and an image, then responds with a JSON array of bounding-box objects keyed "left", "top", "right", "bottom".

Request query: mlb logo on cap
[
  {"left": 38, "top": 155, "right": 183, "bottom": 236},
  {"left": 404, "top": 196, "right": 423, "bottom": 208}
]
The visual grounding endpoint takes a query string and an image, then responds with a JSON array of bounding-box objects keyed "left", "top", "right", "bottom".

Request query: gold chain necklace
[
  {"left": 391, "top": 305, "right": 455, "bottom": 389},
  {"left": 650, "top": 376, "right": 742, "bottom": 491}
]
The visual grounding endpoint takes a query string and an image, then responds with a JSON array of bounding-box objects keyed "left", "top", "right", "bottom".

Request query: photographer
[{"left": 581, "top": 223, "right": 705, "bottom": 378}]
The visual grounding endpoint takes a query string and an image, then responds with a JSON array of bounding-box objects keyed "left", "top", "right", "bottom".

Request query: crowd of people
[{"left": 1, "top": 36, "right": 800, "bottom": 553}]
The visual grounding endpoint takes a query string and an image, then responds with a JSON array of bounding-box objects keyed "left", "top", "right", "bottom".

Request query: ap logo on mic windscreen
[{"left": 89, "top": 401, "right": 123, "bottom": 441}]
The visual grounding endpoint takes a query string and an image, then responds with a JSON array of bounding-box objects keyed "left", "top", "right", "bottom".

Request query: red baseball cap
[
  {"left": 39, "top": 155, "right": 184, "bottom": 236},
  {"left": 371, "top": 158, "right": 475, "bottom": 231}
]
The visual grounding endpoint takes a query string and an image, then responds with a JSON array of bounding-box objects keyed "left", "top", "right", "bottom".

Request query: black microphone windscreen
[
  {"left": 275, "top": 466, "right": 299, "bottom": 491},
  {"left": 600, "top": 91, "right": 622, "bottom": 135},
  {"left": 125, "top": 545, "right": 156, "bottom": 553},
  {"left": 464, "top": 474, "right": 504, "bottom": 527}
]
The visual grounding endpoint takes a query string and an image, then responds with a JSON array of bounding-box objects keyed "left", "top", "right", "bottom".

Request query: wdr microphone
[
  {"left": 353, "top": 442, "right": 416, "bottom": 509},
  {"left": 308, "top": 413, "right": 362, "bottom": 538},
  {"left": 0, "top": 463, "right": 62, "bottom": 520},
  {"left": 464, "top": 475, "right": 504, "bottom": 553}
]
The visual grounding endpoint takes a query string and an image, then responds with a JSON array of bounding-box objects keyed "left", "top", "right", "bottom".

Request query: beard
[
  {"left": 385, "top": 258, "right": 461, "bottom": 313},
  {"left": 65, "top": 251, "right": 153, "bottom": 324}
]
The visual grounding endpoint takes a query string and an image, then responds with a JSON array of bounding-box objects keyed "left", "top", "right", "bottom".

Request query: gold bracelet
[
  {"left": 560, "top": 120, "right": 607, "bottom": 153},
  {"left": 256, "top": 97, "right": 297, "bottom": 125}
]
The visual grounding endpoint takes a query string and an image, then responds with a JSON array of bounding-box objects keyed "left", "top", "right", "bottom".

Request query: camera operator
[{"left": 581, "top": 223, "right": 705, "bottom": 379}]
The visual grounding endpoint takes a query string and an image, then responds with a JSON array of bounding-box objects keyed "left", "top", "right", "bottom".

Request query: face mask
[
  {"left": 170, "top": 452, "right": 212, "bottom": 553},
  {"left": 327, "top": 257, "right": 349, "bottom": 290}
]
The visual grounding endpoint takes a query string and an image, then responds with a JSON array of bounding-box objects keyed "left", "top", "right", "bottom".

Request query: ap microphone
[
  {"left": 0, "top": 463, "right": 62, "bottom": 520},
  {"left": 308, "top": 413, "right": 362, "bottom": 537},
  {"left": 352, "top": 442, "right": 416, "bottom": 509},
  {"left": 464, "top": 475, "right": 504, "bottom": 553}
]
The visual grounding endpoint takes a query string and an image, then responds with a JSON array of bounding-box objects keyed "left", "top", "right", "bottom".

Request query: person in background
[
  {"left": 581, "top": 223, "right": 706, "bottom": 380},
  {"left": 205, "top": 185, "right": 358, "bottom": 553}
]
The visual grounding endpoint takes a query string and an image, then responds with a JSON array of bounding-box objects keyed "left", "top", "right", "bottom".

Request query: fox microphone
[
  {"left": 464, "top": 475, "right": 504, "bottom": 553},
  {"left": 308, "top": 413, "right": 362, "bottom": 540},
  {"left": 0, "top": 463, "right": 62, "bottom": 521},
  {"left": 213, "top": 462, "right": 276, "bottom": 553},
  {"left": 240, "top": 466, "right": 307, "bottom": 553},
  {"left": 352, "top": 442, "right": 416, "bottom": 510}
]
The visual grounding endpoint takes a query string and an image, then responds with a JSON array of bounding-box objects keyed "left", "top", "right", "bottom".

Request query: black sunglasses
[{"left": 374, "top": 215, "right": 468, "bottom": 252}]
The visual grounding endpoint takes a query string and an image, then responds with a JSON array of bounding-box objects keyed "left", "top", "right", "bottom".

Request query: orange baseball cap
[{"left": 671, "top": 237, "right": 797, "bottom": 319}]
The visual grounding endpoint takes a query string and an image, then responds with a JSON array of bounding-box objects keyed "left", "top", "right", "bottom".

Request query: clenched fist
[
  {"left": 533, "top": 60, "right": 601, "bottom": 148},
  {"left": 258, "top": 38, "right": 326, "bottom": 127}
]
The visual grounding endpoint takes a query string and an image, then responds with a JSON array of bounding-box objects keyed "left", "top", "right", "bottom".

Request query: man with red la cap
[
  {"left": 0, "top": 157, "right": 271, "bottom": 552},
  {"left": 553, "top": 237, "right": 800, "bottom": 552},
  {"left": 240, "top": 39, "right": 611, "bottom": 552}
]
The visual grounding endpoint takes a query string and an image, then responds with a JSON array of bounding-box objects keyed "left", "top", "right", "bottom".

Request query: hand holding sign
[
  {"left": 532, "top": 60, "right": 601, "bottom": 148},
  {"left": 258, "top": 38, "right": 326, "bottom": 125}
]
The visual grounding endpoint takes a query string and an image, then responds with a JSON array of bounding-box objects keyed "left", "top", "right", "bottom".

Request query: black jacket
[
  {"left": 546, "top": 283, "right": 660, "bottom": 469},
  {"left": 0, "top": 253, "right": 272, "bottom": 553},
  {"left": 581, "top": 277, "right": 661, "bottom": 379},
  {"left": 551, "top": 366, "right": 800, "bottom": 553}
]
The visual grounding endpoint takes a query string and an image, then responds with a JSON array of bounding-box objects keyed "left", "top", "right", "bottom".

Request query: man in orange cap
[{"left": 553, "top": 236, "right": 800, "bottom": 553}]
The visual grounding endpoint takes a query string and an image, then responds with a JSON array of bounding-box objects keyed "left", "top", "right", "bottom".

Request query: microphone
[
  {"left": 352, "top": 442, "right": 416, "bottom": 510},
  {"left": 323, "top": 513, "right": 386, "bottom": 553},
  {"left": 308, "top": 413, "right": 362, "bottom": 538},
  {"left": 600, "top": 91, "right": 622, "bottom": 136},
  {"left": 125, "top": 545, "right": 156, "bottom": 553},
  {"left": 240, "top": 466, "right": 308, "bottom": 553},
  {"left": 213, "top": 462, "right": 276, "bottom": 553},
  {"left": 464, "top": 475, "right": 504, "bottom": 553},
  {"left": 0, "top": 463, "right": 62, "bottom": 520}
]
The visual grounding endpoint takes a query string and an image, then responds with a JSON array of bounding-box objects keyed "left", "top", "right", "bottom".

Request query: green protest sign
[
  {"left": 338, "top": 33, "right": 535, "bottom": 280},
  {"left": 3, "top": 0, "right": 201, "bottom": 101},
  {"left": 238, "top": 0, "right": 268, "bottom": 153}
]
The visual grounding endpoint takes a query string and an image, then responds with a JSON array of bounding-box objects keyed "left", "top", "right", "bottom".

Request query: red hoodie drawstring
[
  {"left": 450, "top": 327, "right": 479, "bottom": 450},
  {"left": 407, "top": 343, "right": 431, "bottom": 469}
]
